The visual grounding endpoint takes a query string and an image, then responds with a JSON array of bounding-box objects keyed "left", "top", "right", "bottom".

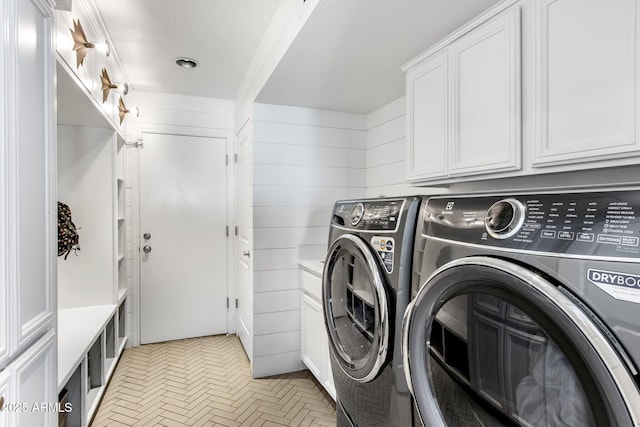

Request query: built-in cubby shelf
[
  {"left": 57, "top": 301, "right": 127, "bottom": 427},
  {"left": 56, "top": 36, "right": 130, "bottom": 425}
]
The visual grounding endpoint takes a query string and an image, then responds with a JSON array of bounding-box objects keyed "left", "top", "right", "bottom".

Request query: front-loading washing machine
[
  {"left": 323, "top": 196, "right": 421, "bottom": 426},
  {"left": 403, "top": 189, "right": 640, "bottom": 426}
]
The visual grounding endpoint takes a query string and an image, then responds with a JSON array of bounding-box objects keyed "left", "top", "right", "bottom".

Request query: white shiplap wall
[
  {"left": 250, "top": 103, "right": 366, "bottom": 377},
  {"left": 366, "top": 96, "right": 444, "bottom": 198}
]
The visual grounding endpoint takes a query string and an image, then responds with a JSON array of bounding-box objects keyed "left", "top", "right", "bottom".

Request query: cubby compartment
[
  {"left": 105, "top": 315, "right": 116, "bottom": 375},
  {"left": 61, "top": 365, "right": 82, "bottom": 427},
  {"left": 118, "top": 299, "right": 127, "bottom": 351},
  {"left": 86, "top": 335, "right": 104, "bottom": 415}
]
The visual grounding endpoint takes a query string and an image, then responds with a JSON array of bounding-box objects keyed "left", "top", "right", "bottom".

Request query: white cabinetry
[
  {"left": 0, "top": 332, "right": 56, "bottom": 427},
  {"left": 56, "top": 60, "right": 129, "bottom": 427},
  {"left": 532, "top": 0, "right": 640, "bottom": 167},
  {"left": 405, "top": 4, "right": 521, "bottom": 184},
  {"left": 1, "top": 0, "right": 57, "bottom": 424},
  {"left": 299, "top": 264, "right": 335, "bottom": 400},
  {"left": 54, "top": 0, "right": 131, "bottom": 424},
  {"left": 301, "top": 292, "right": 324, "bottom": 378}
]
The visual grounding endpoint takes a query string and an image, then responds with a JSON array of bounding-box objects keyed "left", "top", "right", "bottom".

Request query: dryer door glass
[
  {"left": 403, "top": 258, "right": 638, "bottom": 427},
  {"left": 323, "top": 234, "right": 389, "bottom": 383}
]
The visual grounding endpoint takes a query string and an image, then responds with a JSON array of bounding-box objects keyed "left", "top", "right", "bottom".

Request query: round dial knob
[
  {"left": 349, "top": 203, "right": 365, "bottom": 226},
  {"left": 485, "top": 199, "right": 525, "bottom": 239}
]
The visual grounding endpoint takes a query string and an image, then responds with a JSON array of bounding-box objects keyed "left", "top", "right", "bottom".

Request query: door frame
[{"left": 125, "top": 124, "right": 236, "bottom": 347}]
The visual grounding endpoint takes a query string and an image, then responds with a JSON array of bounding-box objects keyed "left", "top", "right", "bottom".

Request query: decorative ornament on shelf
[
  {"left": 118, "top": 96, "right": 139, "bottom": 125},
  {"left": 100, "top": 68, "right": 128, "bottom": 103},
  {"left": 70, "top": 19, "right": 110, "bottom": 68}
]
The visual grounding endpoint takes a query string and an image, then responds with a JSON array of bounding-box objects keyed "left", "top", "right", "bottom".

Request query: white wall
[
  {"left": 57, "top": 125, "right": 115, "bottom": 309},
  {"left": 250, "top": 103, "right": 366, "bottom": 377}
]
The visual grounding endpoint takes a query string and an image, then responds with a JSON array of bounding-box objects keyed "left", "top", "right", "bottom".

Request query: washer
[
  {"left": 323, "top": 197, "right": 421, "bottom": 426},
  {"left": 403, "top": 189, "right": 640, "bottom": 427}
]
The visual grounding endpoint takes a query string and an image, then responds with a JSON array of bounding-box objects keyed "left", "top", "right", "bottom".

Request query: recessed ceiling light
[{"left": 175, "top": 57, "right": 199, "bottom": 69}]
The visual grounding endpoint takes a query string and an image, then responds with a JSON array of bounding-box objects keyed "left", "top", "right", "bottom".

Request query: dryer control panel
[
  {"left": 332, "top": 199, "right": 404, "bottom": 231},
  {"left": 425, "top": 190, "right": 640, "bottom": 259}
]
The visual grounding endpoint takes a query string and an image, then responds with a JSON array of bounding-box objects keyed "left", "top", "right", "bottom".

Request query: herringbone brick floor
[{"left": 91, "top": 335, "right": 336, "bottom": 426}]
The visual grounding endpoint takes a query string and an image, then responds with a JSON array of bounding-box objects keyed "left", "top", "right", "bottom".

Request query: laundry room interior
[{"left": 2, "top": 0, "right": 640, "bottom": 426}]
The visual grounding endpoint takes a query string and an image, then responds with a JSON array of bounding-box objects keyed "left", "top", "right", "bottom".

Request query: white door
[
  {"left": 139, "top": 133, "right": 228, "bottom": 344},
  {"left": 235, "top": 123, "right": 253, "bottom": 359}
]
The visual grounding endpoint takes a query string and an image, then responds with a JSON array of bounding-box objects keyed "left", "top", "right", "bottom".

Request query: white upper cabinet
[
  {"left": 532, "top": 0, "right": 640, "bottom": 166},
  {"left": 405, "top": 3, "right": 521, "bottom": 184}
]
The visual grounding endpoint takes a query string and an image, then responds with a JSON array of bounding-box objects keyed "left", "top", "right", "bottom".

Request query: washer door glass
[
  {"left": 403, "top": 257, "right": 639, "bottom": 427},
  {"left": 323, "top": 234, "right": 389, "bottom": 383}
]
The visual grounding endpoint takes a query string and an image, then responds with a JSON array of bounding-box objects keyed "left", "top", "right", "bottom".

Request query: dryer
[
  {"left": 403, "top": 190, "right": 640, "bottom": 427},
  {"left": 323, "top": 197, "right": 421, "bottom": 426}
]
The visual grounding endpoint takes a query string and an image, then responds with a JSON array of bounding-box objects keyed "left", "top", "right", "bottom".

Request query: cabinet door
[
  {"left": 449, "top": 7, "right": 521, "bottom": 176},
  {"left": 533, "top": 0, "right": 640, "bottom": 166},
  {"left": 13, "top": 332, "right": 56, "bottom": 427},
  {"left": 301, "top": 293, "right": 324, "bottom": 379},
  {"left": 406, "top": 50, "right": 449, "bottom": 181},
  {"left": 7, "top": 0, "right": 56, "bottom": 356},
  {"left": 3, "top": 332, "right": 56, "bottom": 427}
]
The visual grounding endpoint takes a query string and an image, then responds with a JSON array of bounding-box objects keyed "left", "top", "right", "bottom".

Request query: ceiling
[
  {"left": 95, "top": 0, "right": 282, "bottom": 99},
  {"left": 257, "top": 0, "right": 500, "bottom": 113},
  {"left": 96, "top": 0, "right": 500, "bottom": 114}
]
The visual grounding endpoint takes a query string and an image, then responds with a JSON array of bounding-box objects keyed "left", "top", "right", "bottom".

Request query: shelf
[
  {"left": 105, "top": 356, "right": 117, "bottom": 381},
  {"left": 56, "top": 56, "right": 125, "bottom": 141},
  {"left": 86, "top": 386, "right": 103, "bottom": 423},
  {"left": 57, "top": 305, "right": 115, "bottom": 391}
]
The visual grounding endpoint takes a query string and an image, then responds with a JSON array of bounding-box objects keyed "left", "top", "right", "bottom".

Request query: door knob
[
  {"left": 143, "top": 245, "right": 152, "bottom": 254},
  {"left": 143, "top": 233, "right": 151, "bottom": 240},
  {"left": 243, "top": 250, "right": 250, "bottom": 258}
]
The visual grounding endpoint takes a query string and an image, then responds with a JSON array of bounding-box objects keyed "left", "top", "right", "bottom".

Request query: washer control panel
[
  {"left": 425, "top": 190, "right": 640, "bottom": 258},
  {"left": 333, "top": 199, "right": 404, "bottom": 231}
]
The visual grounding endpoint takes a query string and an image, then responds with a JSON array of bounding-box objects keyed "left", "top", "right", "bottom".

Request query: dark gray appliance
[
  {"left": 403, "top": 189, "right": 640, "bottom": 427},
  {"left": 323, "top": 197, "right": 421, "bottom": 426}
]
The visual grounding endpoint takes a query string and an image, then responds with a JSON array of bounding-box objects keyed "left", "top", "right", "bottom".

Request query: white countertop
[{"left": 298, "top": 259, "right": 325, "bottom": 277}]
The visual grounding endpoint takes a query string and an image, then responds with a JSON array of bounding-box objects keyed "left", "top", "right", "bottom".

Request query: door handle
[
  {"left": 143, "top": 245, "right": 152, "bottom": 254},
  {"left": 243, "top": 250, "right": 250, "bottom": 258}
]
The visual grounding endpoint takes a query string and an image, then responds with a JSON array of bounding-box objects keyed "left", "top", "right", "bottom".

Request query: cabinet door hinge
[
  {"left": 225, "top": 154, "right": 229, "bottom": 165},
  {"left": 226, "top": 226, "right": 229, "bottom": 237},
  {"left": 234, "top": 153, "right": 238, "bottom": 163},
  {"left": 234, "top": 226, "right": 238, "bottom": 236},
  {"left": 226, "top": 297, "right": 229, "bottom": 308},
  {"left": 235, "top": 299, "right": 238, "bottom": 309}
]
